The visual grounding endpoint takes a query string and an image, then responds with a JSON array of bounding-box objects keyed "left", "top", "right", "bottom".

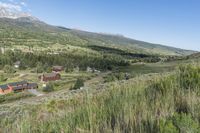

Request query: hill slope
[{"left": 0, "top": 16, "right": 196, "bottom": 56}]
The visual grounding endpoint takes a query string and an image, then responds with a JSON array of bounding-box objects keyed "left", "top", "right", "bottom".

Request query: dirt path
[{"left": 27, "top": 89, "right": 44, "bottom": 96}]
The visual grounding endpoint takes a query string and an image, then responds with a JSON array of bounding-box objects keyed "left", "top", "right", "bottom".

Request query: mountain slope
[
  {"left": 69, "top": 30, "right": 196, "bottom": 55},
  {"left": 0, "top": 11, "right": 196, "bottom": 56}
]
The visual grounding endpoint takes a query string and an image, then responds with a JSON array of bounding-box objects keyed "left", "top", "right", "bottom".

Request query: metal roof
[
  {"left": 28, "top": 83, "right": 38, "bottom": 88},
  {"left": 13, "top": 86, "right": 24, "bottom": 91},
  {"left": 0, "top": 84, "right": 9, "bottom": 90},
  {"left": 13, "top": 83, "right": 38, "bottom": 90},
  {"left": 43, "top": 73, "right": 60, "bottom": 78},
  {"left": 8, "top": 81, "right": 28, "bottom": 87}
]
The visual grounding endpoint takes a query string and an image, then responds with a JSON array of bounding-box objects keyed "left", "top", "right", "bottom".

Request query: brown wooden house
[
  {"left": 39, "top": 73, "right": 61, "bottom": 82},
  {"left": 0, "top": 81, "right": 38, "bottom": 95}
]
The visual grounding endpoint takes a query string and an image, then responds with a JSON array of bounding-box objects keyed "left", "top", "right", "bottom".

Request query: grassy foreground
[{"left": 1, "top": 64, "right": 200, "bottom": 132}]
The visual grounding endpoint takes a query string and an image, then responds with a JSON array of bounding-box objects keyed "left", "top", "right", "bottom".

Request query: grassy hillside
[
  {"left": 1, "top": 64, "right": 200, "bottom": 132},
  {"left": 70, "top": 30, "right": 195, "bottom": 55},
  {"left": 0, "top": 17, "right": 195, "bottom": 56}
]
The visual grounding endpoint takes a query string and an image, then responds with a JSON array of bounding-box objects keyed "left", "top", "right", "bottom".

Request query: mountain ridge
[{"left": 0, "top": 9, "right": 196, "bottom": 56}]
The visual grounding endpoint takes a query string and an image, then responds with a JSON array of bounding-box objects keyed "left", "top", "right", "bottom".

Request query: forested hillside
[{"left": 0, "top": 17, "right": 195, "bottom": 56}]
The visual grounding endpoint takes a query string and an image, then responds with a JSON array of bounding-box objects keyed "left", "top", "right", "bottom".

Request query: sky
[{"left": 0, "top": 0, "right": 200, "bottom": 51}]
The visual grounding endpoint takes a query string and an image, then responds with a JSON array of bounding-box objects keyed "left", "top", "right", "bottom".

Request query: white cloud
[
  {"left": 20, "top": 2, "right": 26, "bottom": 6},
  {"left": 0, "top": 2, "right": 22, "bottom": 11}
]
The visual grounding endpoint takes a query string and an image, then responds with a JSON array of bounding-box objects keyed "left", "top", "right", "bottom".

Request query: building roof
[
  {"left": 12, "top": 83, "right": 38, "bottom": 91},
  {"left": 13, "top": 86, "right": 24, "bottom": 91},
  {"left": 53, "top": 66, "right": 64, "bottom": 70},
  {"left": 0, "top": 82, "right": 38, "bottom": 91},
  {"left": 43, "top": 73, "right": 60, "bottom": 78},
  {"left": 0, "top": 84, "right": 9, "bottom": 90},
  {"left": 8, "top": 81, "right": 28, "bottom": 87},
  {"left": 28, "top": 83, "right": 38, "bottom": 88}
]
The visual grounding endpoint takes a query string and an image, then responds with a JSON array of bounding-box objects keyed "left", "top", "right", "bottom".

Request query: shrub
[
  {"left": 3, "top": 65, "right": 16, "bottom": 73},
  {"left": 72, "top": 78, "right": 84, "bottom": 90},
  {"left": 159, "top": 119, "right": 178, "bottom": 133},
  {"left": 0, "top": 74, "right": 7, "bottom": 82},
  {"left": 178, "top": 64, "right": 200, "bottom": 91},
  {"left": 104, "top": 72, "right": 126, "bottom": 82},
  {"left": 43, "top": 82, "right": 54, "bottom": 92},
  {"left": 104, "top": 74, "right": 117, "bottom": 82},
  {"left": 172, "top": 113, "right": 199, "bottom": 133}
]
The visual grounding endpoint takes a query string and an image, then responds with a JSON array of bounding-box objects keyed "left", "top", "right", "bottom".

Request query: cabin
[
  {"left": 0, "top": 81, "right": 38, "bottom": 95},
  {"left": 52, "top": 66, "right": 64, "bottom": 72},
  {"left": 39, "top": 73, "right": 61, "bottom": 82}
]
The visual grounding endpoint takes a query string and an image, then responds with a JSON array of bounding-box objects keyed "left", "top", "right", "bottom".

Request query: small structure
[
  {"left": 87, "top": 67, "right": 100, "bottom": 73},
  {"left": 87, "top": 67, "right": 93, "bottom": 72},
  {"left": 94, "top": 69, "right": 101, "bottom": 73},
  {"left": 52, "top": 66, "right": 64, "bottom": 73},
  {"left": 14, "top": 61, "right": 21, "bottom": 68},
  {"left": 39, "top": 73, "right": 61, "bottom": 82},
  {"left": 0, "top": 81, "right": 38, "bottom": 95}
]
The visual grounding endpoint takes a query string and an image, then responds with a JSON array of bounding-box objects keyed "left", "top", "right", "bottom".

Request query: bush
[
  {"left": 104, "top": 72, "right": 126, "bottom": 82},
  {"left": 0, "top": 74, "right": 7, "bottom": 82},
  {"left": 159, "top": 119, "right": 178, "bottom": 133},
  {"left": 72, "top": 78, "right": 84, "bottom": 90},
  {"left": 178, "top": 64, "right": 200, "bottom": 91},
  {"left": 104, "top": 74, "right": 117, "bottom": 82},
  {"left": 116, "top": 72, "right": 125, "bottom": 80},
  {"left": 172, "top": 113, "right": 199, "bottom": 132},
  {"left": 36, "top": 63, "right": 44, "bottom": 73},
  {"left": 3, "top": 65, "right": 16, "bottom": 73},
  {"left": 43, "top": 82, "right": 54, "bottom": 92}
]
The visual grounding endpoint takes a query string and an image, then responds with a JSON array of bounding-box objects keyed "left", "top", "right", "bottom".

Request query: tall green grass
[{"left": 1, "top": 64, "right": 200, "bottom": 133}]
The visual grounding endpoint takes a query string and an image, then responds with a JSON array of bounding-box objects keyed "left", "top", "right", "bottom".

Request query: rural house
[
  {"left": 52, "top": 66, "right": 64, "bottom": 72},
  {"left": 0, "top": 81, "right": 38, "bottom": 95},
  {"left": 39, "top": 73, "right": 61, "bottom": 82}
]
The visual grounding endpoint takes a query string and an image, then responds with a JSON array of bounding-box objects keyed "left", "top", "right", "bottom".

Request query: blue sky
[{"left": 0, "top": 0, "right": 200, "bottom": 51}]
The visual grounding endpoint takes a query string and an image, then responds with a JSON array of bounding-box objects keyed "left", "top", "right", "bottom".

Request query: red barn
[{"left": 39, "top": 73, "right": 61, "bottom": 82}]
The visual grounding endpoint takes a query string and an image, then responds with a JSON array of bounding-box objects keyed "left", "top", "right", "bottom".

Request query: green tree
[
  {"left": 0, "top": 74, "right": 7, "bottom": 82},
  {"left": 36, "top": 62, "right": 44, "bottom": 73},
  {"left": 72, "top": 78, "right": 84, "bottom": 90},
  {"left": 43, "top": 82, "right": 54, "bottom": 92},
  {"left": 3, "top": 65, "right": 16, "bottom": 73}
]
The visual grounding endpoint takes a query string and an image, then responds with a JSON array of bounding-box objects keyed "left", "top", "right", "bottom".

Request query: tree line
[{"left": 0, "top": 50, "right": 129, "bottom": 72}]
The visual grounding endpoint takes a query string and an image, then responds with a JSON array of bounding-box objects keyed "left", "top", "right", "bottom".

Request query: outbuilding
[{"left": 39, "top": 73, "right": 61, "bottom": 82}]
